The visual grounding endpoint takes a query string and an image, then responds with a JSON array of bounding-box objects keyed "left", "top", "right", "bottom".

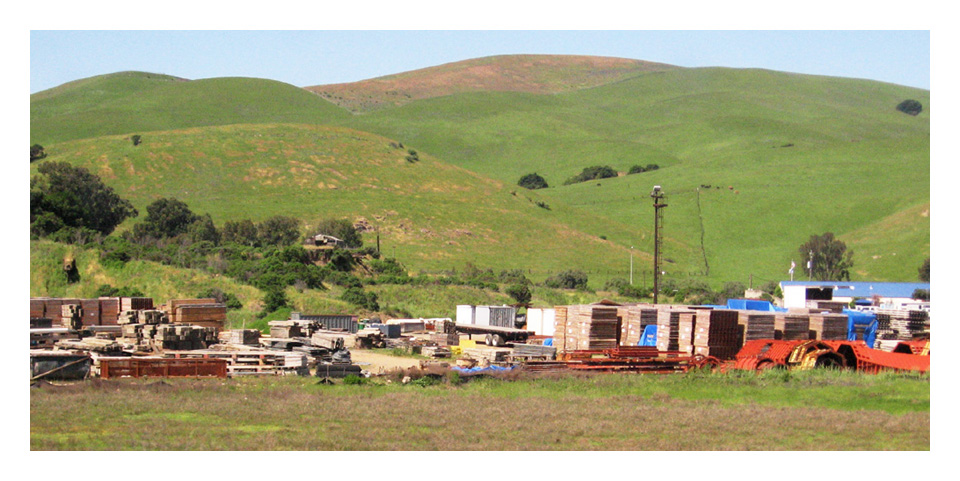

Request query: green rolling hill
[{"left": 30, "top": 55, "right": 930, "bottom": 303}]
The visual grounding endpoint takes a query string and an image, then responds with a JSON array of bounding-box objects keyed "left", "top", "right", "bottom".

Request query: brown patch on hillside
[{"left": 307, "top": 54, "right": 679, "bottom": 112}]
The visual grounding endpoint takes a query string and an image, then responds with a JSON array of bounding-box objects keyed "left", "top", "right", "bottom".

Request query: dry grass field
[{"left": 30, "top": 370, "right": 929, "bottom": 451}]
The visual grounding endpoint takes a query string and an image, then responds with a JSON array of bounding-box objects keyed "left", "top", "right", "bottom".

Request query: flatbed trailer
[{"left": 455, "top": 324, "right": 534, "bottom": 347}]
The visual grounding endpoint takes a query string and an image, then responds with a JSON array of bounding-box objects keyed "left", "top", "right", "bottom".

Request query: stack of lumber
[
  {"left": 556, "top": 305, "right": 620, "bottom": 352},
  {"left": 99, "top": 297, "right": 121, "bottom": 325},
  {"left": 434, "top": 318, "right": 457, "bottom": 334},
  {"left": 553, "top": 306, "right": 569, "bottom": 351},
  {"left": 55, "top": 337, "right": 123, "bottom": 354},
  {"left": 80, "top": 299, "right": 100, "bottom": 326},
  {"left": 618, "top": 306, "right": 657, "bottom": 346},
  {"left": 118, "top": 309, "right": 168, "bottom": 325},
  {"left": 30, "top": 318, "right": 53, "bottom": 329},
  {"left": 809, "top": 313, "right": 849, "bottom": 340},
  {"left": 355, "top": 328, "right": 388, "bottom": 348},
  {"left": 426, "top": 332, "right": 459, "bottom": 346},
  {"left": 152, "top": 324, "right": 219, "bottom": 351},
  {"left": 220, "top": 329, "right": 261, "bottom": 346},
  {"left": 164, "top": 349, "right": 310, "bottom": 376},
  {"left": 737, "top": 311, "right": 776, "bottom": 343},
  {"left": 269, "top": 321, "right": 303, "bottom": 339},
  {"left": 656, "top": 307, "right": 693, "bottom": 352},
  {"left": 692, "top": 309, "right": 742, "bottom": 360},
  {"left": 310, "top": 332, "right": 347, "bottom": 351},
  {"left": 122, "top": 297, "right": 154, "bottom": 311},
  {"left": 168, "top": 299, "right": 226, "bottom": 330},
  {"left": 875, "top": 309, "right": 929, "bottom": 340},
  {"left": 775, "top": 314, "right": 811, "bottom": 340},
  {"left": 676, "top": 311, "right": 698, "bottom": 354},
  {"left": 510, "top": 343, "right": 557, "bottom": 360},
  {"left": 806, "top": 300, "right": 845, "bottom": 313},
  {"left": 462, "top": 348, "right": 512, "bottom": 364},
  {"left": 60, "top": 304, "right": 83, "bottom": 330},
  {"left": 422, "top": 346, "right": 452, "bottom": 358}
]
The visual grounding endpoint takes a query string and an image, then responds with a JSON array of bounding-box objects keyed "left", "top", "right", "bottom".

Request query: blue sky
[{"left": 30, "top": 30, "right": 930, "bottom": 94}]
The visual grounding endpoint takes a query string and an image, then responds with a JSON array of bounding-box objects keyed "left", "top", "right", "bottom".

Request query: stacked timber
[
  {"left": 656, "top": 307, "right": 693, "bottom": 352},
  {"left": 618, "top": 305, "right": 657, "bottom": 346},
  {"left": 737, "top": 311, "right": 776, "bottom": 343},
  {"left": 553, "top": 306, "right": 569, "bottom": 352},
  {"left": 168, "top": 299, "right": 226, "bottom": 330},
  {"left": 80, "top": 299, "right": 101, "bottom": 326},
  {"left": 122, "top": 297, "right": 154, "bottom": 312},
  {"left": 118, "top": 309, "right": 168, "bottom": 325},
  {"left": 808, "top": 313, "right": 848, "bottom": 340},
  {"left": 775, "top": 314, "right": 811, "bottom": 340},
  {"left": 875, "top": 309, "right": 929, "bottom": 340},
  {"left": 221, "top": 329, "right": 261, "bottom": 346},
  {"left": 152, "top": 324, "right": 219, "bottom": 351},
  {"left": 676, "top": 311, "right": 698, "bottom": 354},
  {"left": 55, "top": 337, "right": 123, "bottom": 354},
  {"left": 560, "top": 305, "right": 620, "bottom": 352},
  {"left": 806, "top": 300, "right": 845, "bottom": 313},
  {"left": 60, "top": 304, "right": 83, "bottom": 330},
  {"left": 99, "top": 297, "right": 121, "bottom": 325},
  {"left": 510, "top": 343, "right": 557, "bottom": 360},
  {"left": 427, "top": 332, "right": 460, "bottom": 346},
  {"left": 692, "top": 309, "right": 742, "bottom": 360},
  {"left": 462, "top": 347, "right": 511, "bottom": 364},
  {"left": 269, "top": 321, "right": 303, "bottom": 339}
]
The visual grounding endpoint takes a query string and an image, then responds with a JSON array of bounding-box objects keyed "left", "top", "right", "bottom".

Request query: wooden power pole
[{"left": 651, "top": 186, "right": 667, "bottom": 304}]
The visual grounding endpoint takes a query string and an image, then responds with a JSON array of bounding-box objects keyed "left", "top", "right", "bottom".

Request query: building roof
[{"left": 779, "top": 281, "right": 929, "bottom": 299}]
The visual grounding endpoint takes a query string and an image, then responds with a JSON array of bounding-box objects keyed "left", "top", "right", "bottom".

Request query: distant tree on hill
[
  {"left": 133, "top": 198, "right": 200, "bottom": 239},
  {"left": 30, "top": 144, "right": 46, "bottom": 162},
  {"left": 896, "top": 99, "right": 923, "bottom": 116},
  {"left": 506, "top": 283, "right": 532, "bottom": 307},
  {"left": 131, "top": 134, "right": 142, "bottom": 146},
  {"left": 30, "top": 161, "right": 138, "bottom": 236},
  {"left": 544, "top": 270, "right": 589, "bottom": 290},
  {"left": 222, "top": 219, "right": 260, "bottom": 247},
  {"left": 563, "top": 166, "right": 618, "bottom": 185},
  {"left": 257, "top": 215, "right": 301, "bottom": 247},
  {"left": 799, "top": 232, "right": 853, "bottom": 281},
  {"left": 627, "top": 164, "right": 659, "bottom": 175},
  {"left": 518, "top": 172, "right": 549, "bottom": 189},
  {"left": 912, "top": 289, "right": 929, "bottom": 301}
]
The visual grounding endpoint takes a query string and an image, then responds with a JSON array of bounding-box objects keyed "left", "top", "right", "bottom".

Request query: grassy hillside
[
  {"left": 30, "top": 57, "right": 930, "bottom": 289},
  {"left": 31, "top": 123, "right": 646, "bottom": 284},
  {"left": 30, "top": 72, "right": 349, "bottom": 145},
  {"left": 306, "top": 54, "right": 678, "bottom": 112},
  {"left": 332, "top": 67, "right": 930, "bottom": 284}
]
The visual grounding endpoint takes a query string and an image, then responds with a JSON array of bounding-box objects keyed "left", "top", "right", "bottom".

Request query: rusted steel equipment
[
  {"left": 99, "top": 357, "right": 228, "bottom": 379},
  {"left": 525, "top": 346, "right": 720, "bottom": 374},
  {"left": 732, "top": 339, "right": 929, "bottom": 374}
]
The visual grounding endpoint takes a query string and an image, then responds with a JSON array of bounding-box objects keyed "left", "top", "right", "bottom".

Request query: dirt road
[{"left": 350, "top": 350, "right": 422, "bottom": 374}]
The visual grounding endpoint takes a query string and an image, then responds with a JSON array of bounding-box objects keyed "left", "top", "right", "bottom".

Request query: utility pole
[{"left": 651, "top": 186, "right": 667, "bottom": 304}]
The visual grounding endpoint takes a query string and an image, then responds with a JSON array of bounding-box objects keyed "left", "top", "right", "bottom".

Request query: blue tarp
[
  {"left": 640, "top": 325, "right": 658, "bottom": 346},
  {"left": 543, "top": 338, "right": 553, "bottom": 346},
  {"left": 451, "top": 365, "right": 516, "bottom": 374},
  {"left": 725, "top": 299, "right": 787, "bottom": 312},
  {"left": 844, "top": 309, "right": 878, "bottom": 346}
]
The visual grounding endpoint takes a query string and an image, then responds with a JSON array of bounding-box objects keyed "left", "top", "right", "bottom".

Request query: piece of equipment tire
[
  {"left": 485, "top": 334, "right": 493, "bottom": 346},
  {"left": 491, "top": 334, "right": 505, "bottom": 347}
]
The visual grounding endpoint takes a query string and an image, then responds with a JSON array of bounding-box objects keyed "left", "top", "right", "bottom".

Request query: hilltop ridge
[{"left": 306, "top": 54, "right": 679, "bottom": 112}]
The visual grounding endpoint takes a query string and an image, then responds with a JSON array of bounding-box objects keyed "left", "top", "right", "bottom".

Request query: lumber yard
[{"left": 29, "top": 296, "right": 929, "bottom": 383}]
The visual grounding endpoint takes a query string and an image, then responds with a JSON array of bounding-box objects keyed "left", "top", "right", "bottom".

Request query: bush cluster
[{"left": 563, "top": 166, "right": 618, "bottom": 185}]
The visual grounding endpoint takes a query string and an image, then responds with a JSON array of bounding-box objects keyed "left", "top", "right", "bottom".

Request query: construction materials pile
[
  {"left": 166, "top": 298, "right": 226, "bottom": 330},
  {"left": 118, "top": 311, "right": 219, "bottom": 352},
  {"left": 738, "top": 311, "right": 776, "bottom": 343},
  {"left": 876, "top": 309, "right": 930, "bottom": 340},
  {"left": 775, "top": 314, "right": 811, "bottom": 340},
  {"left": 808, "top": 313, "right": 850, "bottom": 340},
  {"left": 692, "top": 309, "right": 742, "bottom": 360},
  {"left": 618, "top": 306, "right": 657, "bottom": 346},
  {"left": 553, "top": 305, "right": 620, "bottom": 352},
  {"left": 656, "top": 308, "right": 693, "bottom": 352}
]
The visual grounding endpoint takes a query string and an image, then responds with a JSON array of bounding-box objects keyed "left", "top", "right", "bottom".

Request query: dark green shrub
[
  {"left": 341, "top": 287, "right": 379, "bottom": 311},
  {"left": 896, "top": 99, "right": 923, "bottom": 116},
  {"left": 518, "top": 172, "right": 549, "bottom": 190},
  {"left": 31, "top": 162, "right": 138, "bottom": 236},
  {"left": 627, "top": 165, "right": 645, "bottom": 174},
  {"left": 563, "top": 166, "right": 618, "bottom": 185},
  {"left": 544, "top": 270, "right": 589, "bottom": 290},
  {"left": 30, "top": 144, "right": 46, "bottom": 162}
]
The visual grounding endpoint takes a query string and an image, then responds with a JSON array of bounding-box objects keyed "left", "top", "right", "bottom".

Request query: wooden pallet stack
[
  {"left": 98, "top": 297, "right": 121, "bottom": 325},
  {"left": 221, "top": 329, "right": 261, "bottom": 346},
  {"left": 876, "top": 309, "right": 929, "bottom": 340},
  {"left": 168, "top": 299, "right": 226, "bottom": 330},
  {"left": 60, "top": 304, "right": 83, "bottom": 330},
  {"left": 656, "top": 307, "right": 693, "bottom": 352},
  {"left": 676, "top": 311, "right": 698, "bottom": 354},
  {"left": 560, "top": 306, "right": 620, "bottom": 352},
  {"left": 808, "top": 313, "right": 848, "bottom": 340},
  {"left": 618, "top": 306, "right": 657, "bottom": 346},
  {"left": 737, "top": 311, "right": 776, "bottom": 343},
  {"left": 692, "top": 309, "right": 742, "bottom": 360},
  {"left": 461, "top": 347, "right": 512, "bottom": 364},
  {"left": 122, "top": 297, "right": 154, "bottom": 312},
  {"left": 775, "top": 314, "right": 811, "bottom": 340},
  {"left": 806, "top": 300, "right": 846, "bottom": 313}
]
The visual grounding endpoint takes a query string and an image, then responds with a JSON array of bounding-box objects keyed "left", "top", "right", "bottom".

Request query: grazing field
[{"left": 30, "top": 370, "right": 929, "bottom": 451}]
